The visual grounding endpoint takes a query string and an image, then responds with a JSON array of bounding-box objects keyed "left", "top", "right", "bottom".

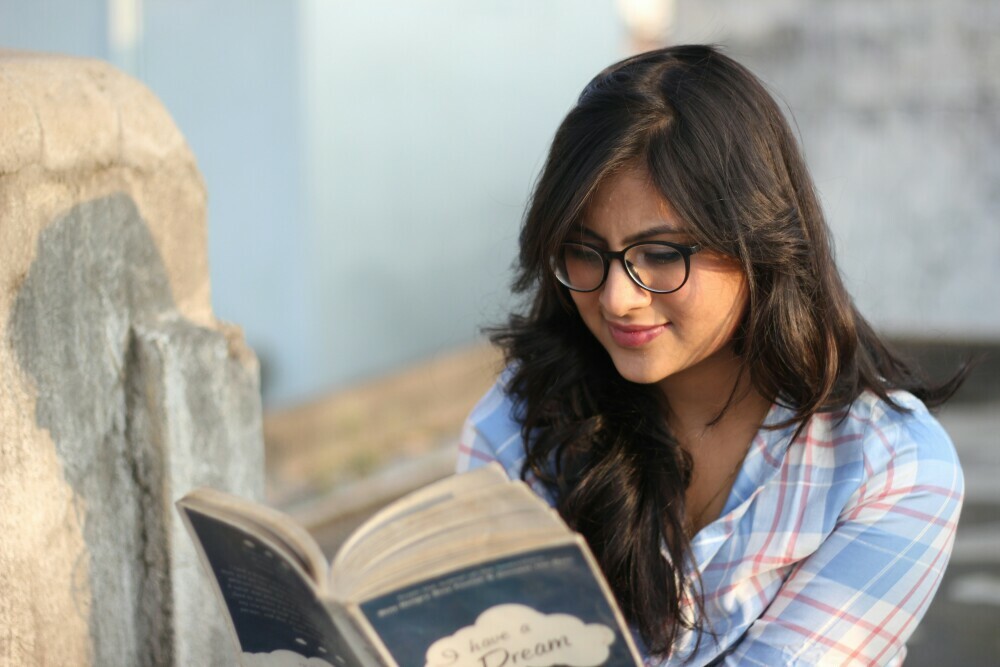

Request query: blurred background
[{"left": 2, "top": 1, "right": 997, "bottom": 663}]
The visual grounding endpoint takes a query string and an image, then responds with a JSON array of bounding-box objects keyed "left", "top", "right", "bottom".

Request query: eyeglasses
[{"left": 551, "top": 240, "right": 703, "bottom": 293}]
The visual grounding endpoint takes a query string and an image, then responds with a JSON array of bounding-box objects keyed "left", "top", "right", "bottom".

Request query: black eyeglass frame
[{"left": 552, "top": 240, "right": 704, "bottom": 294}]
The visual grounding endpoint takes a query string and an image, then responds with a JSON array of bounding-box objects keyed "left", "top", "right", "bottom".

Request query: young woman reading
[{"left": 457, "top": 45, "right": 964, "bottom": 666}]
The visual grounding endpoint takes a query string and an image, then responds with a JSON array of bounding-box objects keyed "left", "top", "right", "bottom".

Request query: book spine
[{"left": 327, "top": 600, "right": 391, "bottom": 667}]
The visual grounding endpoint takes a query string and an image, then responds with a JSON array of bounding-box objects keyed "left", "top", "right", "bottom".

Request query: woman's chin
[{"left": 610, "top": 358, "right": 669, "bottom": 385}]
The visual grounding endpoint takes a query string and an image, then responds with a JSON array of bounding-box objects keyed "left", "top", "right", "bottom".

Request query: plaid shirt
[{"left": 456, "top": 371, "right": 963, "bottom": 666}]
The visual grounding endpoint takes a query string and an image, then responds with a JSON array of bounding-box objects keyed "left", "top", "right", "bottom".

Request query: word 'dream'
[{"left": 424, "top": 604, "right": 615, "bottom": 667}]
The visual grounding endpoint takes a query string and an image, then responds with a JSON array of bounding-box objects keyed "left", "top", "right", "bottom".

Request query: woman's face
[{"left": 567, "top": 165, "right": 748, "bottom": 391}]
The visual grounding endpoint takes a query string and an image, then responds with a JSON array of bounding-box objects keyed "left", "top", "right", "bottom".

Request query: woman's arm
[
  {"left": 721, "top": 405, "right": 964, "bottom": 666},
  {"left": 456, "top": 376, "right": 559, "bottom": 506},
  {"left": 456, "top": 416, "right": 503, "bottom": 472},
  {"left": 456, "top": 375, "right": 525, "bottom": 477}
]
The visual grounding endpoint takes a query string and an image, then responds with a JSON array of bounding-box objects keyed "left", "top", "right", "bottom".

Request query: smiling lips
[{"left": 606, "top": 322, "right": 668, "bottom": 348}]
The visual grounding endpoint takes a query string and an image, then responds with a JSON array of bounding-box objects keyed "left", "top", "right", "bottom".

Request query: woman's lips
[{"left": 606, "top": 322, "right": 668, "bottom": 348}]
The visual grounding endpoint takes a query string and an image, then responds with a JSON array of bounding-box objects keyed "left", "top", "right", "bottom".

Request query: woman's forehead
[{"left": 579, "top": 166, "right": 685, "bottom": 237}]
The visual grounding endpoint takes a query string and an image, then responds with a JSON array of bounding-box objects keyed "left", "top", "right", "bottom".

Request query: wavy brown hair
[{"left": 490, "top": 45, "right": 966, "bottom": 657}]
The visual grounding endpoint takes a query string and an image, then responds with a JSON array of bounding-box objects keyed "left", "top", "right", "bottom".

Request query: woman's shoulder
[
  {"left": 804, "top": 389, "right": 963, "bottom": 494},
  {"left": 465, "top": 365, "right": 523, "bottom": 434},
  {"left": 457, "top": 366, "right": 529, "bottom": 478},
  {"left": 845, "top": 390, "right": 958, "bottom": 460}
]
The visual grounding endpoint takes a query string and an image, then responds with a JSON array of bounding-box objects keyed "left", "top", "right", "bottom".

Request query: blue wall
[{"left": 300, "top": 1, "right": 622, "bottom": 401}]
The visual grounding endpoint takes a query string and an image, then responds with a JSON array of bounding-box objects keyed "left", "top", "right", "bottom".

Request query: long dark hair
[{"left": 490, "top": 45, "right": 967, "bottom": 657}]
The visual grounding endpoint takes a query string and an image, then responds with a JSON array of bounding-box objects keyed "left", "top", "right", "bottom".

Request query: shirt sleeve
[
  {"left": 455, "top": 411, "right": 503, "bottom": 473},
  {"left": 720, "top": 402, "right": 964, "bottom": 666},
  {"left": 455, "top": 371, "right": 525, "bottom": 478},
  {"left": 455, "top": 372, "right": 558, "bottom": 507}
]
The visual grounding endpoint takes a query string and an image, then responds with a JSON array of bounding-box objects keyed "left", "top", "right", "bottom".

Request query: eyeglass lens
[{"left": 554, "top": 243, "right": 689, "bottom": 292}]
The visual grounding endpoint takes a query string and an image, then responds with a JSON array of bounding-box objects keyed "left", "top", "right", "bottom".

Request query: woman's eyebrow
[
  {"left": 623, "top": 225, "right": 685, "bottom": 244},
  {"left": 576, "top": 224, "right": 684, "bottom": 244}
]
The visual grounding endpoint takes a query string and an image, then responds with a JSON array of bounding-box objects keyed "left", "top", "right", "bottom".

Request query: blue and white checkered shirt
[{"left": 456, "top": 370, "right": 963, "bottom": 666}]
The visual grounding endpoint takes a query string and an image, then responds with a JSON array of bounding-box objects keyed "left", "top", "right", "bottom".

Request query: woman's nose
[{"left": 598, "top": 259, "right": 650, "bottom": 317}]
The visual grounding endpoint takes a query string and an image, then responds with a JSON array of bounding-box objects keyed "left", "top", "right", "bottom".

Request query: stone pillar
[{"left": 0, "top": 52, "right": 264, "bottom": 666}]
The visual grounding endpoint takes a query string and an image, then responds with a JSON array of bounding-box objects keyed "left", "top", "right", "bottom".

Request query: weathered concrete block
[{"left": 0, "top": 52, "right": 263, "bottom": 666}]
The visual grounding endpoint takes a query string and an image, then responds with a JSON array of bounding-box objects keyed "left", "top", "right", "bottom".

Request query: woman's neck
[
  {"left": 658, "top": 346, "right": 771, "bottom": 535},
  {"left": 658, "top": 345, "right": 769, "bottom": 444}
]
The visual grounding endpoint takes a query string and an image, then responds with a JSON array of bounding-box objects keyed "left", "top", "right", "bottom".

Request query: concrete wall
[
  {"left": 672, "top": 0, "right": 1000, "bottom": 340},
  {"left": 0, "top": 0, "right": 310, "bottom": 405},
  {"left": 0, "top": 52, "right": 263, "bottom": 666}
]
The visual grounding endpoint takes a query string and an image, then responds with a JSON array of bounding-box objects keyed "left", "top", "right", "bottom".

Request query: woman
[{"left": 457, "top": 45, "right": 964, "bottom": 666}]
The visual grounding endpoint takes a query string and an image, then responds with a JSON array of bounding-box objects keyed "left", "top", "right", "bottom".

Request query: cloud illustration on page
[
  {"left": 424, "top": 603, "right": 616, "bottom": 667},
  {"left": 241, "top": 649, "right": 340, "bottom": 667}
]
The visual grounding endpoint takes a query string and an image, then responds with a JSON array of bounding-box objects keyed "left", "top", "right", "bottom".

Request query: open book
[{"left": 176, "top": 463, "right": 643, "bottom": 667}]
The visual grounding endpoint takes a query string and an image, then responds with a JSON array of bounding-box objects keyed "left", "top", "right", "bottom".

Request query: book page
[
  {"left": 332, "top": 481, "right": 546, "bottom": 592},
  {"left": 179, "top": 505, "right": 373, "bottom": 667},
  {"left": 353, "top": 540, "right": 642, "bottom": 667},
  {"left": 332, "top": 463, "right": 510, "bottom": 576},
  {"left": 347, "top": 513, "right": 569, "bottom": 602}
]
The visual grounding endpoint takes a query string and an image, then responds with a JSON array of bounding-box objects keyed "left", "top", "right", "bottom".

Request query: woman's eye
[
  {"left": 566, "top": 247, "right": 601, "bottom": 263},
  {"left": 640, "top": 249, "right": 682, "bottom": 265}
]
